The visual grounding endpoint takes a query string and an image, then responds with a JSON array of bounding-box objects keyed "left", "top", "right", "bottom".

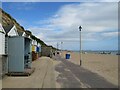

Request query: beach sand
[{"left": 61, "top": 51, "right": 118, "bottom": 86}]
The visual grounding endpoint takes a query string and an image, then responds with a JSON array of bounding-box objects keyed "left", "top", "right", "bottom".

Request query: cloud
[
  {"left": 27, "top": 2, "right": 118, "bottom": 49},
  {"left": 51, "top": 2, "right": 117, "bottom": 32},
  {"left": 102, "top": 32, "right": 118, "bottom": 37}
]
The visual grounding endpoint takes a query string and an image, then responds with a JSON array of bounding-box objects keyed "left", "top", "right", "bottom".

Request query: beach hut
[
  {"left": 3, "top": 24, "right": 18, "bottom": 55},
  {"left": 3, "top": 24, "right": 33, "bottom": 75},
  {"left": 7, "top": 36, "right": 32, "bottom": 74},
  {"left": 31, "top": 40, "right": 37, "bottom": 51},
  {"left": 2, "top": 24, "right": 18, "bottom": 75},
  {"left": 35, "top": 42, "right": 42, "bottom": 58},
  {"left": 0, "top": 23, "right": 5, "bottom": 55},
  {"left": 31, "top": 40, "right": 37, "bottom": 52},
  {"left": 36, "top": 46, "right": 39, "bottom": 52},
  {"left": 32, "top": 45, "right": 37, "bottom": 53},
  {"left": 24, "top": 31, "right": 31, "bottom": 39},
  {"left": 18, "top": 31, "right": 24, "bottom": 36},
  {"left": 32, "top": 45, "right": 37, "bottom": 61},
  {"left": 31, "top": 40, "right": 39, "bottom": 61},
  {"left": 22, "top": 32, "right": 26, "bottom": 37},
  {"left": 3, "top": 23, "right": 18, "bottom": 54},
  {"left": 37, "top": 43, "right": 41, "bottom": 57},
  {"left": 37, "top": 43, "right": 41, "bottom": 52},
  {"left": 0, "top": 23, "right": 8, "bottom": 77},
  {"left": 35, "top": 44, "right": 39, "bottom": 59},
  {"left": 32, "top": 40, "right": 37, "bottom": 46}
]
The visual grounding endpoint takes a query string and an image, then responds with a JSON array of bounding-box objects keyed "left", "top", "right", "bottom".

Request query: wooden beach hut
[
  {"left": 31, "top": 40, "right": 38, "bottom": 61},
  {"left": 0, "top": 23, "right": 5, "bottom": 55},
  {"left": 37, "top": 43, "right": 41, "bottom": 57},
  {"left": 3, "top": 24, "right": 33, "bottom": 75},
  {"left": 8, "top": 36, "right": 32, "bottom": 74},
  {"left": 24, "top": 31, "right": 31, "bottom": 39},
  {"left": 0, "top": 23, "right": 7, "bottom": 77},
  {"left": 3, "top": 24, "right": 19, "bottom": 56}
]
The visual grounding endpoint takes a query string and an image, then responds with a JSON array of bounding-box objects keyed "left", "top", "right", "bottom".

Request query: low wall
[
  {"left": 41, "top": 46, "right": 52, "bottom": 57},
  {"left": 0, "top": 55, "right": 8, "bottom": 78}
]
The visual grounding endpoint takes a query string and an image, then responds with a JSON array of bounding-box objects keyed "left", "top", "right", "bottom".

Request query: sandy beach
[{"left": 61, "top": 51, "right": 118, "bottom": 86}]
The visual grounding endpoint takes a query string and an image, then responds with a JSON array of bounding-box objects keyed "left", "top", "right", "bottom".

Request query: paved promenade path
[{"left": 2, "top": 57, "right": 56, "bottom": 88}]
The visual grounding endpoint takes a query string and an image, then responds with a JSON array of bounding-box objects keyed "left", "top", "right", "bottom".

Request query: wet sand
[{"left": 61, "top": 51, "right": 118, "bottom": 86}]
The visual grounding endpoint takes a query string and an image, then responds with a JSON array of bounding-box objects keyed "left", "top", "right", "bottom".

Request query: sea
[{"left": 73, "top": 50, "right": 119, "bottom": 55}]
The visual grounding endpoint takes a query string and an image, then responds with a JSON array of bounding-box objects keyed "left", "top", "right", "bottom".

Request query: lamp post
[
  {"left": 61, "top": 42, "right": 63, "bottom": 56},
  {"left": 79, "top": 26, "right": 82, "bottom": 66},
  {"left": 57, "top": 42, "right": 59, "bottom": 52},
  {"left": 57, "top": 42, "right": 58, "bottom": 50}
]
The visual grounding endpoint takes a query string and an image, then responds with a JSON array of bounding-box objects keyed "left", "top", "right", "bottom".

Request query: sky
[
  {"left": 1, "top": 0, "right": 120, "bottom": 2},
  {"left": 2, "top": 2, "right": 118, "bottom": 51}
]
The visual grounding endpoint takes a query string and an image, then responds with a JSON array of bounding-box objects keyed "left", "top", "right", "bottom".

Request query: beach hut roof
[
  {"left": 0, "top": 23, "right": 5, "bottom": 34},
  {"left": 3, "top": 23, "right": 14, "bottom": 34},
  {"left": 18, "top": 31, "right": 24, "bottom": 36},
  {"left": 3, "top": 23, "right": 18, "bottom": 36},
  {"left": 25, "top": 31, "right": 30, "bottom": 37}
]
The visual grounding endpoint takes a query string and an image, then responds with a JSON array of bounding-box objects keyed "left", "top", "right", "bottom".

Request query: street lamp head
[{"left": 79, "top": 26, "right": 82, "bottom": 31}]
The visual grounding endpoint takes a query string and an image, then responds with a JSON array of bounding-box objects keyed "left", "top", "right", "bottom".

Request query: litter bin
[{"left": 66, "top": 54, "right": 70, "bottom": 59}]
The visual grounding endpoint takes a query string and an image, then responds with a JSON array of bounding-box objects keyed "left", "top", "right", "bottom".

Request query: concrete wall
[
  {"left": 2, "top": 56, "right": 8, "bottom": 76},
  {"left": 41, "top": 46, "right": 52, "bottom": 57},
  {"left": 0, "top": 55, "right": 8, "bottom": 77}
]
